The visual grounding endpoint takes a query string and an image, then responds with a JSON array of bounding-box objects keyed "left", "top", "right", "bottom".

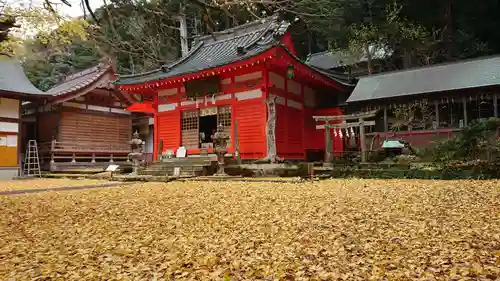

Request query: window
[{"left": 181, "top": 110, "right": 199, "bottom": 149}]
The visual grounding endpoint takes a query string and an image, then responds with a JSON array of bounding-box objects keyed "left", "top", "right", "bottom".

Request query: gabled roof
[
  {"left": 347, "top": 55, "right": 500, "bottom": 103},
  {"left": 0, "top": 53, "right": 49, "bottom": 97},
  {"left": 46, "top": 58, "right": 115, "bottom": 96},
  {"left": 116, "top": 15, "right": 290, "bottom": 85},
  {"left": 306, "top": 46, "right": 390, "bottom": 70}
]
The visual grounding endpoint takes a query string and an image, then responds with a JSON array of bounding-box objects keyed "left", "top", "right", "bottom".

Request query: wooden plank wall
[
  {"left": 158, "top": 111, "right": 181, "bottom": 151},
  {"left": 59, "top": 111, "right": 131, "bottom": 144},
  {"left": 38, "top": 112, "right": 60, "bottom": 143},
  {"left": 233, "top": 101, "right": 267, "bottom": 159}
]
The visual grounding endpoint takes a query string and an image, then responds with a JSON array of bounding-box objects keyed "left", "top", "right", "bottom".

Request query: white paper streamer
[
  {"left": 212, "top": 94, "right": 216, "bottom": 104},
  {"left": 333, "top": 127, "right": 337, "bottom": 137},
  {"left": 350, "top": 127, "right": 355, "bottom": 137},
  {"left": 338, "top": 128, "right": 343, "bottom": 139}
]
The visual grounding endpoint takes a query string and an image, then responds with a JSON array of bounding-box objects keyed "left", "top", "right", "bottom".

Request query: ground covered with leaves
[
  {"left": 1, "top": 179, "right": 499, "bottom": 280},
  {"left": 0, "top": 178, "right": 112, "bottom": 192}
]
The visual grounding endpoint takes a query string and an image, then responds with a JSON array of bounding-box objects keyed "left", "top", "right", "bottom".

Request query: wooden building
[
  {"left": 345, "top": 55, "right": 500, "bottom": 149},
  {"left": 0, "top": 53, "right": 50, "bottom": 179},
  {"left": 117, "top": 16, "right": 353, "bottom": 162},
  {"left": 23, "top": 59, "right": 135, "bottom": 171}
]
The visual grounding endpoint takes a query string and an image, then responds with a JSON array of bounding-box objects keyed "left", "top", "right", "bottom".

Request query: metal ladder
[{"left": 23, "top": 140, "right": 41, "bottom": 177}]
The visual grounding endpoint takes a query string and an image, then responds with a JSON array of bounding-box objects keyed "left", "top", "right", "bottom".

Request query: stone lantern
[
  {"left": 128, "top": 131, "right": 144, "bottom": 175},
  {"left": 213, "top": 124, "right": 229, "bottom": 176}
]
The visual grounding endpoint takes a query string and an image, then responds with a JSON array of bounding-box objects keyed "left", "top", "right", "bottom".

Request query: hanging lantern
[{"left": 286, "top": 64, "right": 295, "bottom": 80}]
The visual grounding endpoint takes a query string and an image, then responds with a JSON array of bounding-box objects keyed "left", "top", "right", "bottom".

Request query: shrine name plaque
[{"left": 200, "top": 107, "right": 218, "bottom": 116}]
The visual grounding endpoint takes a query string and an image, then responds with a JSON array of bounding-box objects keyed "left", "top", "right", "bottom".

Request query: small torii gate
[{"left": 313, "top": 110, "right": 378, "bottom": 162}]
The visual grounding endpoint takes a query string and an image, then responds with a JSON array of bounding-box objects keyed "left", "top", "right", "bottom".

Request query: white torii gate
[{"left": 313, "top": 110, "right": 378, "bottom": 162}]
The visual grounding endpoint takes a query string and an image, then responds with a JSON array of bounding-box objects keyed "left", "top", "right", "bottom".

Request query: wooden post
[
  {"left": 434, "top": 100, "right": 440, "bottom": 128},
  {"left": 234, "top": 119, "right": 241, "bottom": 165},
  {"left": 494, "top": 94, "right": 498, "bottom": 117},
  {"left": 462, "top": 97, "right": 468, "bottom": 127},
  {"left": 383, "top": 105, "right": 388, "bottom": 139},
  {"left": 308, "top": 163, "right": 314, "bottom": 180},
  {"left": 434, "top": 100, "right": 440, "bottom": 139},
  {"left": 50, "top": 139, "right": 56, "bottom": 164},
  {"left": 359, "top": 117, "right": 367, "bottom": 163},
  {"left": 324, "top": 121, "right": 331, "bottom": 162}
]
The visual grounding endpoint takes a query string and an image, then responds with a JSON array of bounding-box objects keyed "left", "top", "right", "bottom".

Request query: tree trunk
[
  {"left": 442, "top": 0, "right": 454, "bottom": 60},
  {"left": 364, "top": 42, "right": 372, "bottom": 75},
  {"left": 403, "top": 48, "right": 411, "bottom": 69}
]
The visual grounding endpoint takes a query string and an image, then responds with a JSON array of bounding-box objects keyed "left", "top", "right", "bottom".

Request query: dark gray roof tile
[
  {"left": 307, "top": 46, "right": 390, "bottom": 70},
  {"left": 46, "top": 60, "right": 114, "bottom": 96},
  {"left": 116, "top": 16, "right": 284, "bottom": 85},
  {"left": 347, "top": 55, "right": 500, "bottom": 103}
]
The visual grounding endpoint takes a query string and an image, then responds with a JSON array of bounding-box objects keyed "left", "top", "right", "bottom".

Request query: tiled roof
[
  {"left": 46, "top": 58, "right": 114, "bottom": 96},
  {"left": 307, "top": 65, "right": 356, "bottom": 87},
  {"left": 116, "top": 15, "right": 290, "bottom": 85},
  {"left": 0, "top": 53, "right": 48, "bottom": 97},
  {"left": 306, "top": 46, "right": 390, "bottom": 70},
  {"left": 347, "top": 55, "right": 500, "bottom": 103}
]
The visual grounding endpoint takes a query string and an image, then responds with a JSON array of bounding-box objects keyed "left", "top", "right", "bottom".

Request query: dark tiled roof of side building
[
  {"left": 46, "top": 58, "right": 115, "bottom": 96},
  {"left": 347, "top": 55, "right": 500, "bottom": 103},
  {"left": 0, "top": 53, "right": 49, "bottom": 97},
  {"left": 116, "top": 16, "right": 287, "bottom": 85},
  {"left": 306, "top": 46, "right": 390, "bottom": 70}
]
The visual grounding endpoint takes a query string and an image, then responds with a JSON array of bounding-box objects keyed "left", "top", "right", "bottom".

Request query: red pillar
[{"left": 153, "top": 93, "right": 159, "bottom": 161}]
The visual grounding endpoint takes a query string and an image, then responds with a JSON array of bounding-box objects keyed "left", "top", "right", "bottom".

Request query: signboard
[
  {"left": 0, "top": 137, "right": 6, "bottom": 146},
  {"left": 173, "top": 167, "right": 181, "bottom": 177},
  {"left": 176, "top": 146, "right": 186, "bottom": 158},
  {"left": 106, "top": 164, "right": 119, "bottom": 172},
  {"left": 6, "top": 135, "right": 17, "bottom": 147},
  {"left": 200, "top": 107, "right": 218, "bottom": 116}
]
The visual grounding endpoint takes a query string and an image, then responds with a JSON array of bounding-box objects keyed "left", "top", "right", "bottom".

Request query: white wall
[{"left": 0, "top": 98, "right": 19, "bottom": 119}]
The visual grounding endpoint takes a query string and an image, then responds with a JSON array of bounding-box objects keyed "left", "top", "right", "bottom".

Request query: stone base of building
[{"left": 0, "top": 167, "right": 19, "bottom": 180}]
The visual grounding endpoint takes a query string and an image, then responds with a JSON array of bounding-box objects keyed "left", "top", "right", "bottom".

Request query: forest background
[{"left": 1, "top": 0, "right": 500, "bottom": 90}]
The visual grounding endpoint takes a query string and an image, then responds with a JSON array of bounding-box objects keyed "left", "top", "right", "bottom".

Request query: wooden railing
[
  {"left": 39, "top": 140, "right": 131, "bottom": 166},
  {"left": 39, "top": 140, "right": 130, "bottom": 153}
]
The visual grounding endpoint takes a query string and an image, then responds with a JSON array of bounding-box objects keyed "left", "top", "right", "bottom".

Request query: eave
[{"left": 118, "top": 46, "right": 352, "bottom": 94}]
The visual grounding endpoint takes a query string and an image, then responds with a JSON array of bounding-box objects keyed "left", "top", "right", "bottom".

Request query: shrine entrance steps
[{"left": 139, "top": 156, "right": 217, "bottom": 177}]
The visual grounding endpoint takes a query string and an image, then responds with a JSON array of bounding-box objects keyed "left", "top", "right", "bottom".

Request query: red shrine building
[{"left": 117, "top": 16, "right": 352, "bottom": 161}]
